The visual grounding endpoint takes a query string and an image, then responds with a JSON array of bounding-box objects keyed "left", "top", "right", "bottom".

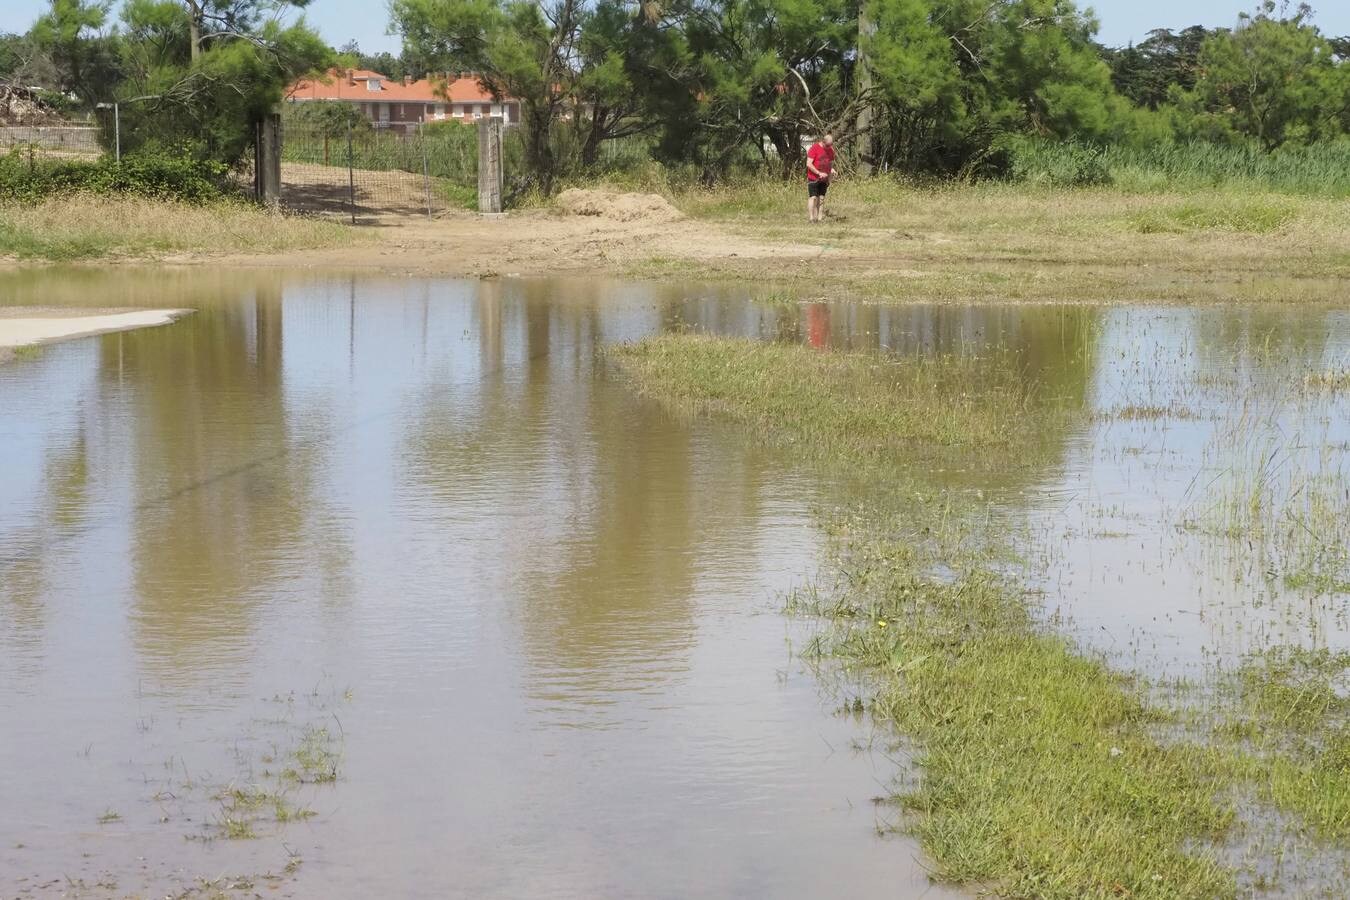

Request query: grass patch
[
  {"left": 1303, "top": 369, "right": 1350, "bottom": 392},
  {"left": 609, "top": 333, "right": 1350, "bottom": 896},
  {"left": 609, "top": 334, "right": 1070, "bottom": 469},
  {"left": 1130, "top": 199, "right": 1298, "bottom": 234},
  {"left": 0, "top": 195, "right": 363, "bottom": 262},
  {"left": 593, "top": 176, "right": 1350, "bottom": 306},
  {"left": 1100, "top": 404, "right": 1200, "bottom": 421},
  {"left": 283, "top": 725, "right": 342, "bottom": 785},
  {"left": 1186, "top": 441, "right": 1350, "bottom": 597}
]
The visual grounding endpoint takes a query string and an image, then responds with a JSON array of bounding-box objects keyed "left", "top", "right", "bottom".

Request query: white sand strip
[{"left": 0, "top": 309, "right": 193, "bottom": 350}]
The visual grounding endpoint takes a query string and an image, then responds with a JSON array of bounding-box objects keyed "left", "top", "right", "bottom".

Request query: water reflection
[{"left": 3, "top": 267, "right": 1346, "bottom": 896}]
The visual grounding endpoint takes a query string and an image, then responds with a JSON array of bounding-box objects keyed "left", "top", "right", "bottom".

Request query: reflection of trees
[
  {"left": 0, "top": 421, "right": 94, "bottom": 667},
  {"left": 102, "top": 281, "right": 323, "bottom": 679},
  {"left": 400, "top": 280, "right": 1097, "bottom": 713},
  {"left": 403, "top": 281, "right": 719, "bottom": 710}
]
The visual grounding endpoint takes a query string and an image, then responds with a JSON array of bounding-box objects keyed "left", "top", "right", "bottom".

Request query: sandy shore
[{"left": 0, "top": 308, "right": 193, "bottom": 360}]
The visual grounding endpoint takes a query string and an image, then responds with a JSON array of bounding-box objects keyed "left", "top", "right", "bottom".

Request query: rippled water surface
[{"left": 1, "top": 268, "right": 1347, "bottom": 897}]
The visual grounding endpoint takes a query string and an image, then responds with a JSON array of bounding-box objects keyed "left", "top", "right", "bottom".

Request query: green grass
[
  {"left": 1008, "top": 140, "right": 1350, "bottom": 197},
  {"left": 1186, "top": 437, "right": 1350, "bottom": 598},
  {"left": 0, "top": 194, "right": 364, "bottom": 261},
  {"left": 609, "top": 333, "right": 1350, "bottom": 897},
  {"left": 1130, "top": 198, "right": 1299, "bottom": 234},
  {"left": 609, "top": 334, "right": 1069, "bottom": 465}
]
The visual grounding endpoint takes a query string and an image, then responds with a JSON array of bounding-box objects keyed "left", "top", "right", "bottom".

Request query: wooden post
[
  {"left": 477, "top": 116, "right": 503, "bottom": 215},
  {"left": 420, "top": 123, "right": 433, "bottom": 219},
  {"left": 254, "top": 111, "right": 282, "bottom": 206}
]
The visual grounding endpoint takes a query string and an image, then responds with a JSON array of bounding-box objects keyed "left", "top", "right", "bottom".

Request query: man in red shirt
[{"left": 805, "top": 131, "right": 836, "bottom": 223}]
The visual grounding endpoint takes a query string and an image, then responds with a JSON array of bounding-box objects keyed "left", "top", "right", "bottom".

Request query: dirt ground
[{"left": 212, "top": 190, "right": 830, "bottom": 278}]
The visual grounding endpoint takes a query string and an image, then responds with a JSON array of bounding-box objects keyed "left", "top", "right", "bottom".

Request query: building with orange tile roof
[{"left": 288, "top": 69, "right": 519, "bottom": 134}]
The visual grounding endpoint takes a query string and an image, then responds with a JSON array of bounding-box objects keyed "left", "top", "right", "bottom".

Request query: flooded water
[{"left": 1, "top": 268, "right": 1347, "bottom": 897}]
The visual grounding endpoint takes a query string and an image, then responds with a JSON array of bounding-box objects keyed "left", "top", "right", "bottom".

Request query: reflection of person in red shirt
[
  {"left": 807, "top": 302, "right": 830, "bottom": 349},
  {"left": 806, "top": 132, "right": 836, "bottom": 224}
]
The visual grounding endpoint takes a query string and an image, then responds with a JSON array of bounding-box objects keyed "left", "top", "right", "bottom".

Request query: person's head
[{"left": 822, "top": 131, "right": 834, "bottom": 147}]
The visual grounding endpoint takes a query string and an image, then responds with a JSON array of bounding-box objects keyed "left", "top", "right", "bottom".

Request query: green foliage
[
  {"left": 283, "top": 97, "right": 372, "bottom": 137},
  {"left": 0, "top": 149, "right": 226, "bottom": 202},
  {"left": 1185, "top": 3, "right": 1350, "bottom": 151},
  {"left": 391, "top": 0, "right": 580, "bottom": 192},
  {"left": 18, "top": 0, "right": 1350, "bottom": 191},
  {"left": 1002, "top": 137, "right": 1112, "bottom": 187},
  {"left": 27, "top": 0, "right": 123, "bottom": 106},
  {"left": 1104, "top": 26, "right": 1212, "bottom": 110},
  {"left": 1006, "top": 137, "right": 1350, "bottom": 195},
  {"left": 110, "top": 0, "right": 331, "bottom": 167}
]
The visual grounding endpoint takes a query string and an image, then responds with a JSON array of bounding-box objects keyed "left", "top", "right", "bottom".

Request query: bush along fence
[{"left": 1, "top": 110, "right": 505, "bottom": 218}]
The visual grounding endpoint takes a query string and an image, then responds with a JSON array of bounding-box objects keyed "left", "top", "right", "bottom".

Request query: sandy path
[{"left": 0, "top": 308, "right": 193, "bottom": 358}]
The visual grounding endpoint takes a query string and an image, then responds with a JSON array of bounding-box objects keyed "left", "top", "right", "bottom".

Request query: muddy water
[
  {"left": 0, "top": 271, "right": 971, "bottom": 899},
  {"left": 1, "top": 269, "right": 1347, "bottom": 897}
]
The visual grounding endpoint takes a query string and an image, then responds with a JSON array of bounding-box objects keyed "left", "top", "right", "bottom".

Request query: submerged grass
[
  {"left": 609, "top": 333, "right": 1350, "bottom": 897},
  {"left": 0, "top": 195, "right": 363, "bottom": 261},
  {"left": 610, "top": 334, "right": 1071, "bottom": 470}
]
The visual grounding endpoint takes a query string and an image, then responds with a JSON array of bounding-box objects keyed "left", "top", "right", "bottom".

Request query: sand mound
[{"left": 555, "top": 189, "right": 682, "bottom": 223}]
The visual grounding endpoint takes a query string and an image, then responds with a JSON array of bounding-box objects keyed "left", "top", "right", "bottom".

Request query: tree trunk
[
  {"left": 524, "top": 102, "right": 555, "bottom": 194},
  {"left": 856, "top": 0, "right": 874, "bottom": 175},
  {"left": 580, "top": 107, "right": 607, "bottom": 168},
  {"left": 768, "top": 129, "right": 802, "bottom": 180}
]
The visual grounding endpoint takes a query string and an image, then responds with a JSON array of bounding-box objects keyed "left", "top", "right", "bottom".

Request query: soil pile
[
  {"left": 555, "top": 189, "right": 682, "bottom": 224},
  {"left": 0, "top": 85, "right": 62, "bottom": 125}
]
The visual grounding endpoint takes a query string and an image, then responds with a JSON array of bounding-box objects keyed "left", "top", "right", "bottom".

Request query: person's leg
[{"left": 807, "top": 189, "right": 815, "bottom": 223}]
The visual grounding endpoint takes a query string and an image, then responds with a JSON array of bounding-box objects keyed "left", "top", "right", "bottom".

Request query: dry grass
[
  {"left": 626, "top": 179, "right": 1350, "bottom": 305},
  {"left": 0, "top": 194, "right": 364, "bottom": 261}
]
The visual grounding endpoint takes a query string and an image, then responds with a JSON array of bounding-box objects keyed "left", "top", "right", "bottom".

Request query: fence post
[
  {"left": 477, "top": 117, "right": 503, "bottom": 215},
  {"left": 420, "top": 124, "right": 433, "bottom": 219},
  {"left": 113, "top": 102, "right": 121, "bottom": 163},
  {"left": 346, "top": 121, "right": 357, "bottom": 225},
  {"left": 253, "top": 111, "right": 282, "bottom": 206}
]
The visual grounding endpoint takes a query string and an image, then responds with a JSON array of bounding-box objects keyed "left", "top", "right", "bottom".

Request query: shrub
[
  {"left": 1002, "top": 138, "right": 1113, "bottom": 188},
  {"left": 0, "top": 151, "right": 227, "bottom": 203}
]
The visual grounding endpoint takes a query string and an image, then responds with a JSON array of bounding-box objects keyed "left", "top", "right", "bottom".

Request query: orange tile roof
[{"left": 288, "top": 68, "right": 506, "bottom": 104}]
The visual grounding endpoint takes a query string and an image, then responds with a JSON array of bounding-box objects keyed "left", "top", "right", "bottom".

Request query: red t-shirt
[{"left": 807, "top": 143, "right": 835, "bottom": 181}]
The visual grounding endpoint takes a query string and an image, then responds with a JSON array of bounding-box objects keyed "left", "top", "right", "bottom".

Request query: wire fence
[
  {"left": 0, "top": 115, "right": 491, "bottom": 219},
  {"left": 279, "top": 120, "right": 486, "bottom": 220},
  {"left": 0, "top": 124, "right": 101, "bottom": 160}
]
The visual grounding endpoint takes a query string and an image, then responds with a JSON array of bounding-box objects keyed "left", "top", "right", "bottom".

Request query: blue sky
[{"left": 3, "top": 0, "right": 1348, "bottom": 56}]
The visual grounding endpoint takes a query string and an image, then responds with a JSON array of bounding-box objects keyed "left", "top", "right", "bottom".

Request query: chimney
[
  {"left": 404, "top": 74, "right": 414, "bottom": 86},
  {"left": 346, "top": 68, "right": 355, "bottom": 86}
]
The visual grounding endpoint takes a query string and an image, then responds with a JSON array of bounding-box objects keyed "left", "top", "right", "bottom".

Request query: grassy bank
[
  {"left": 609, "top": 334, "right": 1350, "bottom": 897},
  {"left": 575, "top": 173, "right": 1350, "bottom": 305},
  {"left": 0, "top": 195, "right": 362, "bottom": 261}
]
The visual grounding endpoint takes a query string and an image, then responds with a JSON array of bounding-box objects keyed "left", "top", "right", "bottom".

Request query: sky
[{"left": 2, "top": 0, "right": 1349, "bottom": 56}]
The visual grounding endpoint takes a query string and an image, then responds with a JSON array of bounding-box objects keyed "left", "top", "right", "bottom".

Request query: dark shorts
[{"left": 808, "top": 179, "right": 829, "bottom": 198}]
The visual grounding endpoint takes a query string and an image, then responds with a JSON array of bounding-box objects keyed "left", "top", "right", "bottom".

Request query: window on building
[{"left": 366, "top": 77, "right": 381, "bottom": 91}]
